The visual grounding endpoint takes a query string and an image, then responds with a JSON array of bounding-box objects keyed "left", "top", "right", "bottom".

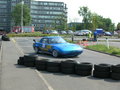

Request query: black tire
[
  {"left": 75, "top": 62, "right": 93, "bottom": 71},
  {"left": 111, "top": 64, "right": 120, "bottom": 73},
  {"left": 36, "top": 65, "right": 46, "bottom": 71},
  {"left": 75, "top": 70, "right": 92, "bottom": 76},
  {"left": 24, "top": 55, "right": 37, "bottom": 59},
  {"left": 61, "top": 60, "right": 77, "bottom": 68},
  {"left": 52, "top": 50, "right": 59, "bottom": 57},
  {"left": 17, "top": 59, "right": 24, "bottom": 65},
  {"left": 35, "top": 58, "right": 49, "bottom": 70},
  {"left": 35, "top": 58, "right": 49, "bottom": 66},
  {"left": 111, "top": 72, "right": 120, "bottom": 80},
  {"left": 47, "top": 67, "right": 60, "bottom": 73},
  {"left": 24, "top": 62, "right": 35, "bottom": 67},
  {"left": 24, "top": 55, "right": 37, "bottom": 62},
  {"left": 94, "top": 64, "right": 111, "bottom": 72},
  {"left": 93, "top": 70, "right": 110, "bottom": 78},
  {"left": 61, "top": 68, "right": 74, "bottom": 74},
  {"left": 2, "top": 35, "right": 10, "bottom": 41},
  {"left": 46, "top": 61, "right": 61, "bottom": 73},
  {"left": 47, "top": 61, "right": 61, "bottom": 67},
  {"left": 17, "top": 57, "right": 24, "bottom": 65},
  {"left": 19, "top": 56, "right": 24, "bottom": 60},
  {"left": 4, "top": 37, "right": 10, "bottom": 41},
  {"left": 23, "top": 55, "right": 37, "bottom": 67}
]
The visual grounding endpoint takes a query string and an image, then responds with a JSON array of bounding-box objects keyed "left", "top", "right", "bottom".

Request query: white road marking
[
  {"left": 12, "top": 38, "right": 54, "bottom": 90},
  {"left": 35, "top": 70, "right": 54, "bottom": 90},
  {"left": 11, "top": 38, "right": 16, "bottom": 43},
  {"left": 11, "top": 38, "right": 24, "bottom": 55}
]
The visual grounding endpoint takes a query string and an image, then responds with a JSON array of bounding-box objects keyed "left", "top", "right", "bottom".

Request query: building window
[{"left": 0, "top": 1, "right": 7, "bottom": 4}]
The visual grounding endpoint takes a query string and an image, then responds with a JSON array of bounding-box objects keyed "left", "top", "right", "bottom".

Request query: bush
[{"left": 7, "top": 32, "right": 59, "bottom": 37}]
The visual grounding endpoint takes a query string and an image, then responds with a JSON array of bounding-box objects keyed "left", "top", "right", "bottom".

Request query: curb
[
  {"left": 0, "top": 40, "right": 2, "bottom": 63},
  {"left": 85, "top": 48, "right": 120, "bottom": 58}
]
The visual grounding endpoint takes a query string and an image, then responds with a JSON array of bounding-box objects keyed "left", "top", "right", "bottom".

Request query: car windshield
[{"left": 49, "top": 37, "right": 66, "bottom": 44}]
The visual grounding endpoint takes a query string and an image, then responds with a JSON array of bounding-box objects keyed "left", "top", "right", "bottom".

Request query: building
[
  {"left": 0, "top": 0, "right": 10, "bottom": 32},
  {"left": 0, "top": 0, "right": 67, "bottom": 32},
  {"left": 30, "top": 0, "right": 67, "bottom": 31}
]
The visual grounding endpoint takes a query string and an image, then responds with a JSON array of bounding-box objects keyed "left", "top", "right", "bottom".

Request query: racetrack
[
  {"left": 13, "top": 37, "right": 120, "bottom": 64},
  {"left": 12, "top": 37, "right": 120, "bottom": 90}
]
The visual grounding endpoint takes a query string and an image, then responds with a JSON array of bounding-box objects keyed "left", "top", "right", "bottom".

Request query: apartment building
[{"left": 0, "top": 0, "right": 67, "bottom": 31}]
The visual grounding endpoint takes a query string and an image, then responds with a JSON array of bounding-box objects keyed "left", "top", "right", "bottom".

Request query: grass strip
[{"left": 86, "top": 44, "right": 120, "bottom": 56}]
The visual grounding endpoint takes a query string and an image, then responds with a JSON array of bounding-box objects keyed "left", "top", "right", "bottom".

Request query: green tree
[
  {"left": 117, "top": 23, "right": 120, "bottom": 30},
  {"left": 90, "top": 13, "right": 99, "bottom": 30},
  {"left": 53, "top": 14, "right": 67, "bottom": 30},
  {"left": 78, "top": 6, "right": 91, "bottom": 29},
  {"left": 12, "top": 3, "right": 31, "bottom": 26},
  {"left": 90, "top": 13, "right": 115, "bottom": 31}
]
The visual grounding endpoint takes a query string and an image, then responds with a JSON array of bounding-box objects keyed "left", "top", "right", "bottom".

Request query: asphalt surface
[{"left": 0, "top": 37, "right": 120, "bottom": 90}]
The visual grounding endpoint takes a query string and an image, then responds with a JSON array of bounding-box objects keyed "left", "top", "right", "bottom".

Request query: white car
[
  {"left": 74, "top": 30, "right": 92, "bottom": 36},
  {"left": 49, "top": 30, "right": 59, "bottom": 34}
]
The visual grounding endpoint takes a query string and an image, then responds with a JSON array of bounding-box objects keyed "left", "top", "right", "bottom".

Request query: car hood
[{"left": 52, "top": 43, "right": 83, "bottom": 51}]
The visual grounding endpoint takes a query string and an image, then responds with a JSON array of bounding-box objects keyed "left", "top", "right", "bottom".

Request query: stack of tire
[
  {"left": 23, "top": 55, "right": 37, "bottom": 67},
  {"left": 46, "top": 60, "right": 61, "bottom": 73},
  {"left": 35, "top": 58, "right": 49, "bottom": 71},
  {"left": 111, "top": 64, "right": 120, "bottom": 80},
  {"left": 1, "top": 35, "right": 10, "bottom": 41},
  {"left": 17, "top": 55, "right": 37, "bottom": 67},
  {"left": 17, "top": 56, "right": 24, "bottom": 65},
  {"left": 93, "top": 64, "right": 111, "bottom": 78},
  {"left": 75, "top": 62, "right": 93, "bottom": 76},
  {"left": 61, "top": 60, "right": 77, "bottom": 74}
]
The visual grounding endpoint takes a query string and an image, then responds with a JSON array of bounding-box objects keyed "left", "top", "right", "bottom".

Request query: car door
[{"left": 40, "top": 38, "right": 52, "bottom": 52}]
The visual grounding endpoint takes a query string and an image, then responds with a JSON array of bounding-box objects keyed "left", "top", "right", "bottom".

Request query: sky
[{"left": 35, "top": 0, "right": 120, "bottom": 25}]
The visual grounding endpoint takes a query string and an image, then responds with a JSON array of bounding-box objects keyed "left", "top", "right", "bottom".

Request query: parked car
[
  {"left": 74, "top": 30, "right": 85, "bottom": 36},
  {"left": 74, "top": 30, "right": 92, "bottom": 36},
  {"left": 104, "top": 32, "right": 112, "bottom": 36},
  {"left": 33, "top": 36, "right": 83, "bottom": 57},
  {"left": 66, "top": 30, "right": 74, "bottom": 34},
  {"left": 59, "top": 31, "right": 67, "bottom": 34},
  {"left": 42, "top": 30, "right": 50, "bottom": 34},
  {"left": 81, "top": 30, "right": 92, "bottom": 34},
  {"left": 49, "top": 30, "right": 59, "bottom": 34}
]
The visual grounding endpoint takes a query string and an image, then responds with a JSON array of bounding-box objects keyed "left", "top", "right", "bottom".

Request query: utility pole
[{"left": 21, "top": 0, "right": 24, "bottom": 32}]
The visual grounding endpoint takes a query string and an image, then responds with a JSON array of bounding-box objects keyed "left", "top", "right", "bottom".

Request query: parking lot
[{"left": 0, "top": 37, "right": 120, "bottom": 90}]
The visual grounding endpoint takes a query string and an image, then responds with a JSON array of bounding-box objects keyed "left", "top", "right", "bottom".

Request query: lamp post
[{"left": 21, "top": 0, "right": 24, "bottom": 32}]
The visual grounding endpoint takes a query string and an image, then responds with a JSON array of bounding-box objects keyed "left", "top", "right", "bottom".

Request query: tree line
[{"left": 77, "top": 6, "right": 115, "bottom": 31}]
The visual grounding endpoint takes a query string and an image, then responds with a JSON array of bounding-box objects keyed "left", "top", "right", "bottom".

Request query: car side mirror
[{"left": 33, "top": 39, "right": 36, "bottom": 43}]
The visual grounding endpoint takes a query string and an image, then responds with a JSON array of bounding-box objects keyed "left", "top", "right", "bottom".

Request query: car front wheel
[{"left": 52, "top": 50, "right": 59, "bottom": 57}]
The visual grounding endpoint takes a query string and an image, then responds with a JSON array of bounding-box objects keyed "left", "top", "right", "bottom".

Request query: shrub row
[
  {"left": 17, "top": 55, "right": 120, "bottom": 80},
  {"left": 7, "top": 33, "right": 59, "bottom": 37}
]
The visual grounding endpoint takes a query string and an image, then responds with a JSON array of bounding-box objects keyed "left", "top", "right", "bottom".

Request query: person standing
[
  {"left": 88, "top": 32, "right": 92, "bottom": 40},
  {"left": 93, "top": 31, "right": 97, "bottom": 41}
]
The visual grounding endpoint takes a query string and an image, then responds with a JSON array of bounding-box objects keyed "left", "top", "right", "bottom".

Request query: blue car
[{"left": 33, "top": 36, "right": 83, "bottom": 57}]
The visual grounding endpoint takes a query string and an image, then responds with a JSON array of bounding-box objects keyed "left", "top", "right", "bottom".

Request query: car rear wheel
[
  {"left": 34, "top": 47, "right": 39, "bottom": 54},
  {"left": 52, "top": 50, "right": 59, "bottom": 57}
]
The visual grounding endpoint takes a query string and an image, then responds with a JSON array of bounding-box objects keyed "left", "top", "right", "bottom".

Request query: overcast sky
[{"left": 36, "top": 0, "right": 120, "bottom": 25}]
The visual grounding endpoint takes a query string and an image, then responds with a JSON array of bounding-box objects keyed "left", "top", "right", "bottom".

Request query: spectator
[
  {"left": 88, "top": 32, "right": 92, "bottom": 40},
  {"left": 93, "top": 31, "right": 97, "bottom": 41}
]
